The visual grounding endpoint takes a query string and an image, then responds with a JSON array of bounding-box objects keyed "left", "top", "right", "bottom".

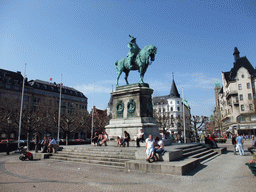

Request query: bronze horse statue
[{"left": 115, "top": 45, "right": 157, "bottom": 87}]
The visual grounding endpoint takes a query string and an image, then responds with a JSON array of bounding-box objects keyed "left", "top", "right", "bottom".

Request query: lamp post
[{"left": 7, "top": 116, "right": 12, "bottom": 155}]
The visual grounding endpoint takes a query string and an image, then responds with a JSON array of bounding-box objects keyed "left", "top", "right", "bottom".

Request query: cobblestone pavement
[{"left": 0, "top": 142, "right": 255, "bottom": 192}]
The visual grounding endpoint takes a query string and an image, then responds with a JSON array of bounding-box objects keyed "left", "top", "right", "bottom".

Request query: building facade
[
  {"left": 215, "top": 48, "right": 256, "bottom": 135},
  {"left": 152, "top": 79, "right": 191, "bottom": 135},
  {"left": 0, "top": 68, "right": 88, "bottom": 140}
]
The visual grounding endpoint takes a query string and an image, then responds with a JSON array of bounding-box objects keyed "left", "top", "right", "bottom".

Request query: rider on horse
[{"left": 127, "top": 35, "right": 140, "bottom": 70}]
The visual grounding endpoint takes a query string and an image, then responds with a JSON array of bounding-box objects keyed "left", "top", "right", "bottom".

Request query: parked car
[{"left": 75, "top": 139, "right": 85, "bottom": 142}]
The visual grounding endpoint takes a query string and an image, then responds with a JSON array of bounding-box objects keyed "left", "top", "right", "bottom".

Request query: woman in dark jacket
[{"left": 122, "top": 131, "right": 130, "bottom": 147}]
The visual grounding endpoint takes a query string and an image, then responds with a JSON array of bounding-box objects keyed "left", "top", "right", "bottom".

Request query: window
[
  {"left": 241, "top": 105, "right": 244, "bottom": 111},
  {"left": 170, "top": 101, "right": 172, "bottom": 104},
  {"left": 177, "top": 107, "right": 180, "bottom": 111},
  {"left": 171, "top": 107, "right": 173, "bottom": 111},
  {"left": 177, "top": 101, "right": 179, "bottom": 104},
  {"left": 158, "top": 108, "right": 161, "bottom": 112},
  {"left": 238, "top": 84, "right": 242, "bottom": 90},
  {"left": 248, "top": 93, "right": 252, "bottom": 100},
  {"left": 252, "top": 82, "right": 255, "bottom": 89},
  {"left": 163, "top": 108, "right": 165, "bottom": 112},
  {"left": 236, "top": 96, "right": 239, "bottom": 102},
  {"left": 249, "top": 104, "right": 253, "bottom": 111},
  {"left": 240, "top": 94, "right": 243, "bottom": 101},
  {"left": 247, "top": 83, "right": 250, "bottom": 89}
]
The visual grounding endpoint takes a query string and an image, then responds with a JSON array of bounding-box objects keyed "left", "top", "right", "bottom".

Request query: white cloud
[
  {"left": 175, "top": 72, "right": 221, "bottom": 90},
  {"left": 75, "top": 83, "right": 112, "bottom": 94}
]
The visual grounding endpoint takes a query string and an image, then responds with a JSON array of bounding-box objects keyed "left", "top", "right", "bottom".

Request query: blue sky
[{"left": 1, "top": 0, "right": 256, "bottom": 117}]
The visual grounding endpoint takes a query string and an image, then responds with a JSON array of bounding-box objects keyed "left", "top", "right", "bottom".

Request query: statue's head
[
  {"left": 147, "top": 45, "right": 157, "bottom": 61},
  {"left": 129, "top": 35, "right": 136, "bottom": 43}
]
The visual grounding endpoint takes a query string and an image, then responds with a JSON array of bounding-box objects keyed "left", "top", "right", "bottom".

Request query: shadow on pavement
[{"left": 184, "top": 164, "right": 208, "bottom": 176}]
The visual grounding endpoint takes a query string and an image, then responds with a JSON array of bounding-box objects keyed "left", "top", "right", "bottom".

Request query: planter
[{"left": 245, "top": 163, "right": 256, "bottom": 176}]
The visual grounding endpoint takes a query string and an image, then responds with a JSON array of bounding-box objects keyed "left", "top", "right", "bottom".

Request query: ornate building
[
  {"left": 0, "top": 68, "right": 88, "bottom": 140},
  {"left": 215, "top": 47, "right": 256, "bottom": 135},
  {"left": 152, "top": 79, "right": 191, "bottom": 135}
]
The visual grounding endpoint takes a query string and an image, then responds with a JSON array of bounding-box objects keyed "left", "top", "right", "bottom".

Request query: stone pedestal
[{"left": 105, "top": 83, "right": 160, "bottom": 140}]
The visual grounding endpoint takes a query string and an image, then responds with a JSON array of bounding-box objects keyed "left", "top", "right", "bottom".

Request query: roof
[
  {"left": 223, "top": 56, "right": 256, "bottom": 82},
  {"left": 0, "top": 68, "right": 23, "bottom": 83},
  {"left": 153, "top": 95, "right": 169, "bottom": 105},
  {"left": 170, "top": 80, "right": 180, "bottom": 98},
  {"left": 153, "top": 79, "right": 182, "bottom": 104}
]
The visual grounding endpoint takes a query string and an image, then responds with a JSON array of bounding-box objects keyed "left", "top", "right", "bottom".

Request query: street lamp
[
  {"left": 7, "top": 116, "right": 12, "bottom": 155},
  {"left": 7, "top": 116, "right": 12, "bottom": 140}
]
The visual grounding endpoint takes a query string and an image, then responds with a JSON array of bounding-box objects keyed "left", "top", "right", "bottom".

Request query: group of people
[
  {"left": 205, "top": 134, "right": 218, "bottom": 148},
  {"left": 144, "top": 135, "right": 165, "bottom": 163},
  {"left": 91, "top": 131, "right": 108, "bottom": 146},
  {"left": 116, "top": 129, "right": 145, "bottom": 147},
  {"left": 40, "top": 136, "right": 57, "bottom": 153},
  {"left": 232, "top": 134, "right": 256, "bottom": 156}
]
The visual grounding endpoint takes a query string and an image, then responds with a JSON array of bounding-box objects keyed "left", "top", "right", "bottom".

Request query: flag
[{"left": 50, "top": 78, "right": 53, "bottom": 81}]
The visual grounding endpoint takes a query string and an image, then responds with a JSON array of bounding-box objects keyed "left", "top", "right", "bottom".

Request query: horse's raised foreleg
[
  {"left": 125, "top": 71, "right": 130, "bottom": 85},
  {"left": 116, "top": 70, "right": 122, "bottom": 87}
]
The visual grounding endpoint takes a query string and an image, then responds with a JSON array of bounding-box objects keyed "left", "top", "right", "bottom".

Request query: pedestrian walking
[
  {"left": 232, "top": 134, "right": 237, "bottom": 155},
  {"left": 236, "top": 133, "right": 245, "bottom": 156}
]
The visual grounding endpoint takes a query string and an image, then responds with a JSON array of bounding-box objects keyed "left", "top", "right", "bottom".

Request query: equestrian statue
[{"left": 115, "top": 35, "right": 157, "bottom": 87}]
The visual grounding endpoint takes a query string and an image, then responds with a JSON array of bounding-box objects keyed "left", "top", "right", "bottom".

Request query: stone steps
[
  {"left": 183, "top": 147, "right": 208, "bottom": 157},
  {"left": 181, "top": 144, "right": 220, "bottom": 163},
  {"left": 49, "top": 146, "right": 136, "bottom": 169},
  {"left": 200, "top": 153, "right": 221, "bottom": 164},
  {"left": 58, "top": 151, "right": 136, "bottom": 159},
  {"left": 53, "top": 153, "right": 134, "bottom": 162},
  {"left": 62, "top": 149, "right": 135, "bottom": 156},
  {"left": 182, "top": 145, "right": 204, "bottom": 153}
]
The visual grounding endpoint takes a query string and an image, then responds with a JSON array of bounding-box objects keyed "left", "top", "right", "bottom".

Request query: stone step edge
[
  {"left": 200, "top": 153, "right": 221, "bottom": 164},
  {"left": 197, "top": 151, "right": 218, "bottom": 162},
  {"left": 62, "top": 149, "right": 136, "bottom": 154},
  {"left": 49, "top": 156, "right": 126, "bottom": 167},
  {"left": 47, "top": 158, "right": 125, "bottom": 170},
  {"left": 189, "top": 149, "right": 214, "bottom": 158},
  {"left": 64, "top": 147, "right": 137, "bottom": 152},
  {"left": 182, "top": 146, "right": 205, "bottom": 153},
  {"left": 52, "top": 154, "right": 134, "bottom": 162},
  {"left": 183, "top": 148, "right": 208, "bottom": 157},
  {"left": 177, "top": 144, "right": 202, "bottom": 150},
  {"left": 57, "top": 152, "right": 135, "bottom": 159}
]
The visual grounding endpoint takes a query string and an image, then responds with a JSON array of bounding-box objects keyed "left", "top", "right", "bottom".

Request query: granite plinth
[{"left": 106, "top": 84, "right": 160, "bottom": 140}]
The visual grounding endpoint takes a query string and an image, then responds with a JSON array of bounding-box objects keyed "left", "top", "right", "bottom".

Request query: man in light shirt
[
  {"left": 136, "top": 129, "right": 144, "bottom": 147},
  {"left": 144, "top": 135, "right": 155, "bottom": 163},
  {"left": 48, "top": 137, "right": 57, "bottom": 153}
]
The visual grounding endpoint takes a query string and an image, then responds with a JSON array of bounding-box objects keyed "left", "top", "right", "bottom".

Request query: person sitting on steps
[
  {"left": 144, "top": 135, "right": 155, "bottom": 163},
  {"left": 153, "top": 136, "right": 165, "bottom": 161},
  {"left": 121, "top": 131, "right": 130, "bottom": 147},
  {"left": 117, "top": 136, "right": 123, "bottom": 147},
  {"left": 99, "top": 131, "right": 108, "bottom": 146},
  {"left": 136, "top": 129, "right": 144, "bottom": 147}
]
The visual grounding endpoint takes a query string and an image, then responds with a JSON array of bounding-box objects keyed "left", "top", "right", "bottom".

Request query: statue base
[{"left": 105, "top": 83, "right": 160, "bottom": 140}]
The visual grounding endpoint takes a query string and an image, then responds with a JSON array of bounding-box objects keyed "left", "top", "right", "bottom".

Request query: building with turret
[
  {"left": 215, "top": 47, "right": 256, "bottom": 135},
  {"left": 152, "top": 78, "right": 191, "bottom": 136}
]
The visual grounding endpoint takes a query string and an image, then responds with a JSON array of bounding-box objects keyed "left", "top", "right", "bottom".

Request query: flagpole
[
  {"left": 57, "top": 74, "right": 62, "bottom": 145},
  {"left": 91, "top": 81, "right": 95, "bottom": 144},
  {"left": 18, "top": 63, "right": 26, "bottom": 148},
  {"left": 182, "top": 87, "right": 186, "bottom": 143}
]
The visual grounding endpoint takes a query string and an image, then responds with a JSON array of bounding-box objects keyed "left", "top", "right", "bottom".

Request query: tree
[{"left": 191, "top": 115, "right": 209, "bottom": 138}]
